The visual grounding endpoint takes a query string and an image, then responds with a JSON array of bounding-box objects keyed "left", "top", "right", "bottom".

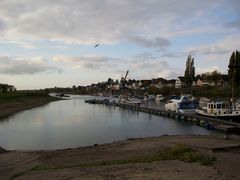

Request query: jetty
[{"left": 114, "top": 102, "right": 240, "bottom": 133}]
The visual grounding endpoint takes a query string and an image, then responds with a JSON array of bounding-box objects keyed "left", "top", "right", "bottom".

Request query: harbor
[
  {"left": 115, "top": 101, "right": 240, "bottom": 133},
  {"left": 0, "top": 95, "right": 220, "bottom": 150},
  {"left": 84, "top": 96, "right": 240, "bottom": 133}
]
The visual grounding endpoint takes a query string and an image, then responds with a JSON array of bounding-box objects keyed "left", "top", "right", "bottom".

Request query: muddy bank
[
  {"left": 1, "top": 135, "right": 240, "bottom": 180},
  {"left": 0, "top": 96, "right": 59, "bottom": 120}
]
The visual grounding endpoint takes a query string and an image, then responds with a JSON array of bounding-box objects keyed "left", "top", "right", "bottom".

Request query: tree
[
  {"left": 184, "top": 55, "right": 195, "bottom": 87},
  {"left": 228, "top": 50, "right": 240, "bottom": 101},
  {"left": 208, "top": 70, "right": 221, "bottom": 85},
  {"left": 228, "top": 50, "right": 240, "bottom": 88}
]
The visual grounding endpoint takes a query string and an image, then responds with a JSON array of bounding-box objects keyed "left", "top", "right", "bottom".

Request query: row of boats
[
  {"left": 164, "top": 94, "right": 240, "bottom": 121},
  {"left": 85, "top": 92, "right": 240, "bottom": 121},
  {"left": 121, "top": 94, "right": 240, "bottom": 121}
]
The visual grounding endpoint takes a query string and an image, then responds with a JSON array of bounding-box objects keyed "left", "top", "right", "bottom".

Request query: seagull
[{"left": 94, "top": 44, "right": 100, "bottom": 48}]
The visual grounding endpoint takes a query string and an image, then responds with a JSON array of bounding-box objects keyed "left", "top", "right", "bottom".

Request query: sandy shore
[
  {"left": 1, "top": 135, "right": 240, "bottom": 180},
  {"left": 0, "top": 96, "right": 59, "bottom": 120}
]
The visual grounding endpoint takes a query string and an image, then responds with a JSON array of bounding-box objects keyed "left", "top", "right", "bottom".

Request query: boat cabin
[{"left": 203, "top": 101, "right": 237, "bottom": 116}]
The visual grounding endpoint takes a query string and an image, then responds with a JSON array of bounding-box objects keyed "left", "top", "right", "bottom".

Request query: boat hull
[{"left": 196, "top": 109, "right": 240, "bottom": 122}]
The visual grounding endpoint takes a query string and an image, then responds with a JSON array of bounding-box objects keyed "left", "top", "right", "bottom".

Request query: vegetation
[
  {"left": 0, "top": 90, "right": 51, "bottom": 103},
  {"left": 228, "top": 50, "right": 240, "bottom": 88},
  {"left": 98, "top": 144, "right": 216, "bottom": 166},
  {"left": 36, "top": 144, "right": 216, "bottom": 171},
  {"left": 184, "top": 55, "right": 195, "bottom": 87},
  {"left": 0, "top": 83, "right": 16, "bottom": 93}
]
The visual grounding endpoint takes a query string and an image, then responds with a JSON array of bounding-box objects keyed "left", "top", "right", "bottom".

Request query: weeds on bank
[
  {"left": 36, "top": 144, "right": 216, "bottom": 171},
  {"left": 98, "top": 144, "right": 216, "bottom": 166}
]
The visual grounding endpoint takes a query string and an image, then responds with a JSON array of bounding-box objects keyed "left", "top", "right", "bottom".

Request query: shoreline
[
  {"left": 0, "top": 95, "right": 60, "bottom": 121},
  {"left": 1, "top": 135, "right": 240, "bottom": 179}
]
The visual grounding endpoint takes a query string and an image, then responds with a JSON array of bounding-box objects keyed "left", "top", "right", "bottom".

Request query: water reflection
[{"left": 0, "top": 95, "right": 219, "bottom": 150}]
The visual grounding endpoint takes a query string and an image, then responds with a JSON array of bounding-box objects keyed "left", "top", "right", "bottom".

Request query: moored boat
[
  {"left": 155, "top": 94, "right": 165, "bottom": 102},
  {"left": 163, "top": 94, "right": 198, "bottom": 114},
  {"left": 196, "top": 101, "right": 240, "bottom": 121},
  {"left": 144, "top": 93, "right": 155, "bottom": 101}
]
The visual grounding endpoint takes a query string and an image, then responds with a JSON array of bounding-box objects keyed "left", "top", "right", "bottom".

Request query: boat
[
  {"left": 196, "top": 101, "right": 240, "bottom": 121},
  {"left": 144, "top": 93, "right": 155, "bottom": 101},
  {"left": 155, "top": 94, "right": 165, "bottom": 102},
  {"left": 120, "top": 96, "right": 142, "bottom": 106},
  {"left": 163, "top": 94, "right": 199, "bottom": 114},
  {"left": 49, "top": 93, "right": 70, "bottom": 99}
]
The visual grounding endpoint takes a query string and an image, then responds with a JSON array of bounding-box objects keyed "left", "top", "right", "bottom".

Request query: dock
[{"left": 115, "top": 102, "right": 240, "bottom": 133}]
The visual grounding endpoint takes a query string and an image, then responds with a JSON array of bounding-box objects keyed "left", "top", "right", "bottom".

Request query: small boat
[
  {"left": 50, "top": 93, "right": 70, "bottom": 99},
  {"left": 155, "top": 94, "right": 165, "bottom": 102},
  {"left": 121, "top": 97, "right": 142, "bottom": 106},
  {"left": 144, "top": 93, "right": 155, "bottom": 101},
  {"left": 163, "top": 94, "right": 199, "bottom": 114},
  {"left": 196, "top": 101, "right": 240, "bottom": 121}
]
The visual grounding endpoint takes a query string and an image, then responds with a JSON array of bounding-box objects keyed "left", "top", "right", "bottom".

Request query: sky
[{"left": 0, "top": 0, "right": 239, "bottom": 90}]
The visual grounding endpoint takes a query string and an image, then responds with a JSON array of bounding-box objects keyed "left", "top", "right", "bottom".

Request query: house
[
  {"left": 192, "top": 81, "right": 196, "bottom": 86},
  {"left": 196, "top": 79, "right": 210, "bottom": 86},
  {"left": 196, "top": 79, "right": 202, "bottom": 86},
  {"left": 112, "top": 84, "right": 120, "bottom": 90},
  {"left": 175, "top": 77, "right": 185, "bottom": 88},
  {"left": 166, "top": 79, "right": 176, "bottom": 87}
]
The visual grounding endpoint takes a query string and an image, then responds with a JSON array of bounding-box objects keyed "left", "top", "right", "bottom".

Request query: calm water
[{"left": 0, "top": 95, "right": 219, "bottom": 150}]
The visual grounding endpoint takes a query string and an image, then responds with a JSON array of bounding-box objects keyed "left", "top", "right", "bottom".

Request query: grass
[
  {"left": 0, "top": 91, "right": 53, "bottom": 104},
  {"left": 36, "top": 144, "right": 216, "bottom": 171}
]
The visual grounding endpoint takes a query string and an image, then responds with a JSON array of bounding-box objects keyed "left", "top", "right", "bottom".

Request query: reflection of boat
[
  {"left": 196, "top": 101, "right": 240, "bottom": 121},
  {"left": 163, "top": 94, "right": 198, "bottom": 114},
  {"left": 155, "top": 94, "right": 164, "bottom": 102}
]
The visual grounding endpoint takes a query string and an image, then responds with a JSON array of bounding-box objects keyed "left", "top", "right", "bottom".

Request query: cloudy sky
[{"left": 0, "top": 0, "right": 239, "bottom": 89}]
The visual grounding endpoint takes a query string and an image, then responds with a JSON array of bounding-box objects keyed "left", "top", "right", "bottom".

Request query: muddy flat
[
  {"left": 1, "top": 135, "right": 240, "bottom": 180},
  {"left": 0, "top": 96, "right": 58, "bottom": 120}
]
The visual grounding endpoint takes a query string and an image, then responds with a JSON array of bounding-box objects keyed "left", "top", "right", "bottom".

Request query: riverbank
[
  {"left": 1, "top": 135, "right": 240, "bottom": 180},
  {"left": 0, "top": 92, "right": 59, "bottom": 120}
]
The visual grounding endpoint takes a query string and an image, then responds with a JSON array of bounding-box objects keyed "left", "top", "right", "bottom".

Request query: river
[{"left": 0, "top": 95, "right": 220, "bottom": 150}]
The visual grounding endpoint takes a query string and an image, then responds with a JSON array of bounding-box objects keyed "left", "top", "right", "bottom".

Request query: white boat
[
  {"left": 123, "top": 98, "right": 142, "bottom": 106},
  {"left": 155, "top": 94, "right": 164, "bottom": 102},
  {"left": 196, "top": 101, "right": 240, "bottom": 121},
  {"left": 144, "top": 93, "right": 155, "bottom": 101},
  {"left": 163, "top": 94, "right": 198, "bottom": 114}
]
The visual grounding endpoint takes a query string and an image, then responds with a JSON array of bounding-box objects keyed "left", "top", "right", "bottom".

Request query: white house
[{"left": 175, "top": 78, "right": 182, "bottom": 88}]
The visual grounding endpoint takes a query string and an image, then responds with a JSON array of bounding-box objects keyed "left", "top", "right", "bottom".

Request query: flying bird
[{"left": 94, "top": 44, "right": 100, "bottom": 48}]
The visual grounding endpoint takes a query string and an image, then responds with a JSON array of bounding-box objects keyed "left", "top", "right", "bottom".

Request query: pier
[{"left": 115, "top": 102, "right": 240, "bottom": 133}]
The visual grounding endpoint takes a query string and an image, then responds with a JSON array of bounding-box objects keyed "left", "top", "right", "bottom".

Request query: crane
[
  {"left": 120, "top": 70, "right": 129, "bottom": 100},
  {"left": 124, "top": 70, "right": 129, "bottom": 81}
]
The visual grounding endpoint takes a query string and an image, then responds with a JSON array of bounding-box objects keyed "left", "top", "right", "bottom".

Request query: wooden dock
[{"left": 115, "top": 102, "right": 240, "bottom": 133}]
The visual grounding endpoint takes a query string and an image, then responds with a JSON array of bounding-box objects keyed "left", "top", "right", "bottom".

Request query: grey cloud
[
  {"left": 189, "top": 46, "right": 229, "bottom": 55},
  {"left": 0, "top": 19, "right": 6, "bottom": 32},
  {"left": 53, "top": 55, "right": 124, "bottom": 70},
  {"left": 0, "top": 55, "right": 62, "bottom": 75},
  {"left": 129, "top": 36, "right": 170, "bottom": 48},
  {"left": 0, "top": 0, "right": 232, "bottom": 45},
  {"left": 127, "top": 53, "right": 180, "bottom": 79},
  {"left": 53, "top": 53, "right": 181, "bottom": 79},
  {"left": 161, "top": 52, "right": 186, "bottom": 58},
  {"left": 132, "top": 53, "right": 156, "bottom": 62},
  {"left": 225, "top": 18, "right": 240, "bottom": 29}
]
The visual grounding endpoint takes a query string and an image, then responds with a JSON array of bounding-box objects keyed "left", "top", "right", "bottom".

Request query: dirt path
[{"left": 1, "top": 135, "right": 240, "bottom": 180}]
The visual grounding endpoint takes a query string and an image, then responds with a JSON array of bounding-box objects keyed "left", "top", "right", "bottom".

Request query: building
[{"left": 175, "top": 77, "right": 185, "bottom": 88}]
